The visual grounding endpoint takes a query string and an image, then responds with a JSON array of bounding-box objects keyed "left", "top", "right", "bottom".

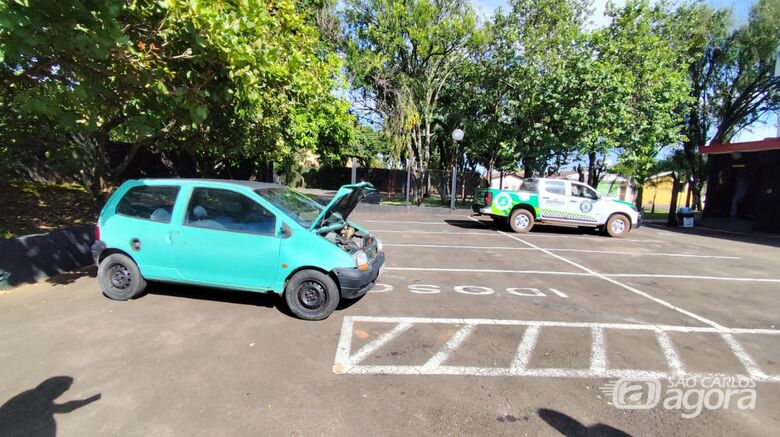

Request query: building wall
[
  {"left": 642, "top": 176, "right": 676, "bottom": 212},
  {"left": 704, "top": 150, "right": 780, "bottom": 233}
]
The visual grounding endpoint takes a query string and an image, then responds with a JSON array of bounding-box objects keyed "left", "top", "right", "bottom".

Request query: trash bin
[{"left": 677, "top": 207, "right": 694, "bottom": 228}]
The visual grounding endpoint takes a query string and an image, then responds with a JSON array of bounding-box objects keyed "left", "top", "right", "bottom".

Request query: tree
[
  {"left": 672, "top": 0, "right": 780, "bottom": 221},
  {"left": 343, "top": 0, "right": 478, "bottom": 203},
  {"left": 0, "top": 0, "right": 353, "bottom": 198}
]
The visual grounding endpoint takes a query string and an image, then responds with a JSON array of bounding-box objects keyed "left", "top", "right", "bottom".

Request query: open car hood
[{"left": 310, "top": 182, "right": 375, "bottom": 230}]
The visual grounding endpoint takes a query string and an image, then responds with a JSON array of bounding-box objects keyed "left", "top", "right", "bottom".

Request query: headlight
[
  {"left": 376, "top": 238, "right": 383, "bottom": 252},
  {"left": 353, "top": 250, "right": 369, "bottom": 271}
]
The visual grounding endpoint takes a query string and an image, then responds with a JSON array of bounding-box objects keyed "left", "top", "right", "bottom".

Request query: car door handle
[
  {"left": 570, "top": 200, "right": 578, "bottom": 203},
  {"left": 542, "top": 196, "right": 550, "bottom": 200},
  {"left": 167, "top": 230, "right": 179, "bottom": 244}
]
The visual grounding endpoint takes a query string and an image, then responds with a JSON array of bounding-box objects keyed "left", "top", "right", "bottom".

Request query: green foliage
[{"left": 0, "top": 0, "right": 353, "bottom": 196}]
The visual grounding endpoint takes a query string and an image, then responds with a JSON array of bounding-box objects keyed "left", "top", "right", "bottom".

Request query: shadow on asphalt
[
  {"left": 46, "top": 266, "right": 97, "bottom": 286},
  {"left": 645, "top": 223, "right": 780, "bottom": 249},
  {"left": 0, "top": 376, "right": 101, "bottom": 437},
  {"left": 537, "top": 408, "right": 632, "bottom": 437},
  {"left": 144, "top": 281, "right": 363, "bottom": 319},
  {"left": 446, "top": 218, "right": 604, "bottom": 236}
]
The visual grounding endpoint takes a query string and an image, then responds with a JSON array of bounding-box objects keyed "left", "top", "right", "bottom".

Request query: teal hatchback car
[{"left": 91, "top": 179, "right": 384, "bottom": 320}]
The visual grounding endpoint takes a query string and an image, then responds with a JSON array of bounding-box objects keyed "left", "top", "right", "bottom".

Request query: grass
[
  {"left": 0, "top": 180, "right": 98, "bottom": 239},
  {"left": 381, "top": 194, "right": 473, "bottom": 209},
  {"left": 641, "top": 210, "right": 702, "bottom": 221}
]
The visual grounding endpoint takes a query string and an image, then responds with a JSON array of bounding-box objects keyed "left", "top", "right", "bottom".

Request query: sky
[{"left": 469, "top": 0, "right": 779, "bottom": 142}]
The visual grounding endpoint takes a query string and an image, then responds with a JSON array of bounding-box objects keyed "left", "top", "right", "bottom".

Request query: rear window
[
  {"left": 115, "top": 186, "right": 180, "bottom": 223},
  {"left": 520, "top": 180, "right": 538, "bottom": 193}
]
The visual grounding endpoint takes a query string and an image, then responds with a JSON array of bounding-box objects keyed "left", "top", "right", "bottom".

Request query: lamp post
[{"left": 450, "top": 128, "right": 464, "bottom": 209}]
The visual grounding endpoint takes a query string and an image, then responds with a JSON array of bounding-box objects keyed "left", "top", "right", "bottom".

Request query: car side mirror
[{"left": 280, "top": 222, "right": 292, "bottom": 239}]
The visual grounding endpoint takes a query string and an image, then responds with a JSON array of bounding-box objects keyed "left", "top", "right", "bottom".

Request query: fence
[{"left": 303, "top": 164, "right": 483, "bottom": 208}]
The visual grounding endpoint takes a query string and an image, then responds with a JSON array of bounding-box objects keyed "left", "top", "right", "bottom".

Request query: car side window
[
  {"left": 116, "top": 186, "right": 180, "bottom": 223},
  {"left": 544, "top": 180, "right": 566, "bottom": 196},
  {"left": 571, "top": 183, "right": 599, "bottom": 200},
  {"left": 185, "top": 188, "right": 276, "bottom": 235}
]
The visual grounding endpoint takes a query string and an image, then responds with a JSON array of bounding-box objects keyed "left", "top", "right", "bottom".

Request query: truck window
[
  {"left": 571, "top": 182, "right": 599, "bottom": 200},
  {"left": 543, "top": 180, "right": 566, "bottom": 196},
  {"left": 520, "top": 180, "right": 538, "bottom": 193},
  {"left": 116, "top": 186, "right": 180, "bottom": 223}
]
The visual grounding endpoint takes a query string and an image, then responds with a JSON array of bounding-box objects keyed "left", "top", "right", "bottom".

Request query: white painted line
[
  {"left": 591, "top": 327, "right": 607, "bottom": 372},
  {"left": 382, "top": 267, "right": 780, "bottom": 283},
  {"left": 334, "top": 317, "right": 780, "bottom": 381},
  {"left": 342, "top": 321, "right": 412, "bottom": 370},
  {"left": 721, "top": 333, "right": 768, "bottom": 379},
  {"left": 372, "top": 229, "right": 663, "bottom": 242},
  {"left": 422, "top": 324, "right": 475, "bottom": 370},
  {"left": 511, "top": 325, "right": 540, "bottom": 370},
  {"left": 607, "top": 273, "right": 780, "bottom": 283},
  {"left": 333, "top": 316, "right": 354, "bottom": 370},
  {"left": 384, "top": 267, "right": 589, "bottom": 276},
  {"left": 655, "top": 329, "right": 686, "bottom": 376},
  {"left": 469, "top": 216, "right": 727, "bottom": 330},
  {"left": 344, "top": 316, "right": 780, "bottom": 335},
  {"left": 383, "top": 244, "right": 740, "bottom": 259},
  {"left": 549, "top": 288, "right": 569, "bottom": 298}
]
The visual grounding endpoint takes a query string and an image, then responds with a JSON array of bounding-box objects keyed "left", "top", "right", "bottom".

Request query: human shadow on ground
[
  {"left": 0, "top": 376, "right": 100, "bottom": 437},
  {"left": 538, "top": 408, "right": 632, "bottom": 437}
]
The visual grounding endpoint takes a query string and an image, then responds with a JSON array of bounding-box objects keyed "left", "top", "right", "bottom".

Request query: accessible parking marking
[{"left": 333, "top": 316, "right": 780, "bottom": 381}]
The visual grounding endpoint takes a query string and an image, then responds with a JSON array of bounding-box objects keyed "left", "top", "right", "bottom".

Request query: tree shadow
[
  {"left": 0, "top": 376, "right": 101, "bottom": 437},
  {"left": 644, "top": 223, "right": 780, "bottom": 249},
  {"left": 537, "top": 408, "right": 632, "bottom": 437},
  {"left": 45, "top": 266, "right": 97, "bottom": 286}
]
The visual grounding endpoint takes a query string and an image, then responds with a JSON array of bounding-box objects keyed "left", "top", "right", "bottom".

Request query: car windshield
[{"left": 254, "top": 187, "right": 323, "bottom": 228}]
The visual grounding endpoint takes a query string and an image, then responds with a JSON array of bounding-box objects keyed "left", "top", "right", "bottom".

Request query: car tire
[
  {"left": 284, "top": 270, "right": 340, "bottom": 321},
  {"left": 98, "top": 253, "right": 147, "bottom": 300},
  {"left": 509, "top": 209, "right": 534, "bottom": 233},
  {"left": 606, "top": 214, "right": 631, "bottom": 238}
]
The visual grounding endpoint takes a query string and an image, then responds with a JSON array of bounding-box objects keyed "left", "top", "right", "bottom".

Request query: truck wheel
[
  {"left": 509, "top": 209, "right": 534, "bottom": 233},
  {"left": 98, "top": 253, "right": 147, "bottom": 300},
  {"left": 606, "top": 214, "right": 631, "bottom": 238},
  {"left": 284, "top": 270, "right": 340, "bottom": 321}
]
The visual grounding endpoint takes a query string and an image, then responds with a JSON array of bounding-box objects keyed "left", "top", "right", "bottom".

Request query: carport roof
[{"left": 699, "top": 137, "right": 780, "bottom": 154}]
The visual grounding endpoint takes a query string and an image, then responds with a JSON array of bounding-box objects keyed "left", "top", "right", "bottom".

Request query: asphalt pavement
[{"left": 1, "top": 208, "right": 779, "bottom": 436}]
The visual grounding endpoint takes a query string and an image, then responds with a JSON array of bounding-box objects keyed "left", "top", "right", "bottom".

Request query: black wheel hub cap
[
  {"left": 108, "top": 264, "right": 131, "bottom": 291},
  {"left": 298, "top": 281, "right": 326, "bottom": 309}
]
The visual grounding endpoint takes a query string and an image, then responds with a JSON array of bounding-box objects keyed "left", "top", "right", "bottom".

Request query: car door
[
  {"left": 172, "top": 187, "right": 281, "bottom": 290},
  {"left": 567, "top": 182, "right": 601, "bottom": 224},
  {"left": 539, "top": 180, "right": 570, "bottom": 221}
]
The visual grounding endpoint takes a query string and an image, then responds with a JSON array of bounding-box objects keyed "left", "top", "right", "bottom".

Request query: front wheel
[
  {"left": 509, "top": 209, "right": 534, "bottom": 233},
  {"left": 606, "top": 214, "right": 631, "bottom": 238},
  {"left": 284, "top": 270, "right": 340, "bottom": 321}
]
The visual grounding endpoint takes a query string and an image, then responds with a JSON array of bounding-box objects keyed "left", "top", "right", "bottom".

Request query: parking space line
[
  {"left": 371, "top": 229, "right": 664, "bottom": 243},
  {"left": 382, "top": 267, "right": 780, "bottom": 283},
  {"left": 591, "top": 327, "right": 607, "bottom": 372},
  {"left": 655, "top": 330, "right": 686, "bottom": 376},
  {"left": 511, "top": 325, "right": 540, "bottom": 370},
  {"left": 468, "top": 216, "right": 726, "bottom": 330},
  {"left": 383, "top": 243, "right": 740, "bottom": 259},
  {"left": 334, "top": 316, "right": 779, "bottom": 381},
  {"left": 422, "top": 324, "right": 475, "bottom": 371},
  {"left": 363, "top": 220, "right": 451, "bottom": 224}
]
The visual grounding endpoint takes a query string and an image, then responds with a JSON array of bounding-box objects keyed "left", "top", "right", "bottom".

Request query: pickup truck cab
[
  {"left": 92, "top": 179, "right": 384, "bottom": 320},
  {"left": 473, "top": 178, "right": 642, "bottom": 237}
]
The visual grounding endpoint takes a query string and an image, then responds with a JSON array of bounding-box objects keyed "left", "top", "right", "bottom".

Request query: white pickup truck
[{"left": 473, "top": 178, "right": 643, "bottom": 237}]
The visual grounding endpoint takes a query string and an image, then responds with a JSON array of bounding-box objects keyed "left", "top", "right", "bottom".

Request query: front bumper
[
  {"left": 91, "top": 240, "right": 106, "bottom": 266},
  {"left": 333, "top": 251, "right": 385, "bottom": 299}
]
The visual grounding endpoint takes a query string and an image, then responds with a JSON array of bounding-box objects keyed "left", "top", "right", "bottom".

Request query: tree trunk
[
  {"left": 635, "top": 185, "right": 644, "bottom": 211},
  {"left": 685, "top": 182, "right": 693, "bottom": 208},
  {"left": 587, "top": 152, "right": 598, "bottom": 187},
  {"left": 667, "top": 173, "right": 684, "bottom": 227}
]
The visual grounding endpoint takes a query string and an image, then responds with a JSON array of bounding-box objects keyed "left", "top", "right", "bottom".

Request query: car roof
[{"left": 133, "top": 178, "right": 283, "bottom": 190}]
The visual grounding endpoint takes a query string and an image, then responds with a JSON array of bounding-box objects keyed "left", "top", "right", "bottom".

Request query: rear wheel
[
  {"left": 509, "top": 209, "right": 534, "bottom": 233},
  {"left": 284, "top": 270, "right": 340, "bottom": 321},
  {"left": 98, "top": 253, "right": 147, "bottom": 300},
  {"left": 606, "top": 214, "right": 631, "bottom": 238}
]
